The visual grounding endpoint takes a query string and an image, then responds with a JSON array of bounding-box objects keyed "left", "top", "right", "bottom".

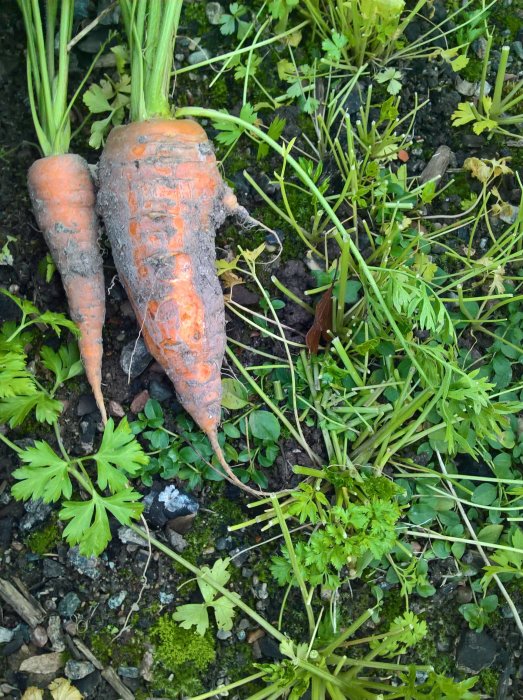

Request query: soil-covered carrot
[
  {"left": 19, "top": 0, "right": 107, "bottom": 422},
  {"left": 97, "top": 1, "right": 265, "bottom": 495},
  {"left": 28, "top": 155, "right": 106, "bottom": 421}
]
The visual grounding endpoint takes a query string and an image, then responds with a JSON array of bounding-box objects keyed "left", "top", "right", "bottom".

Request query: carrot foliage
[
  {"left": 18, "top": 0, "right": 74, "bottom": 156},
  {"left": 118, "top": 0, "right": 183, "bottom": 122},
  {"left": 18, "top": 0, "right": 109, "bottom": 156}
]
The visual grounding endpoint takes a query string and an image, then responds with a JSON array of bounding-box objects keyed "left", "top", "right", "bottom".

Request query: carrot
[
  {"left": 96, "top": 1, "right": 269, "bottom": 495},
  {"left": 20, "top": 0, "right": 107, "bottom": 423},
  {"left": 28, "top": 155, "right": 107, "bottom": 423},
  {"left": 98, "top": 118, "right": 266, "bottom": 495}
]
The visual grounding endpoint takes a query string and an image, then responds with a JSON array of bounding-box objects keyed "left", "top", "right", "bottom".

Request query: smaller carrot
[{"left": 28, "top": 154, "right": 107, "bottom": 423}]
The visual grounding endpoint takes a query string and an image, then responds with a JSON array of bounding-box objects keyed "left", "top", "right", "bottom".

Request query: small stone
[
  {"left": 149, "top": 378, "right": 174, "bottom": 403},
  {"left": 79, "top": 418, "right": 97, "bottom": 453},
  {"left": 217, "top": 629, "right": 232, "bottom": 640},
  {"left": 47, "top": 615, "right": 65, "bottom": 652},
  {"left": 188, "top": 48, "right": 211, "bottom": 65},
  {"left": 230, "top": 285, "right": 260, "bottom": 306},
  {"left": 65, "top": 660, "right": 95, "bottom": 680},
  {"left": 64, "top": 621, "right": 78, "bottom": 636},
  {"left": 58, "top": 592, "right": 81, "bottom": 617},
  {"left": 247, "top": 629, "right": 264, "bottom": 644},
  {"left": 77, "top": 394, "right": 98, "bottom": 417},
  {"left": 108, "top": 591, "right": 127, "bottom": 610},
  {"left": 512, "top": 40, "right": 523, "bottom": 59},
  {"left": 0, "top": 516, "right": 13, "bottom": 548},
  {"left": 19, "top": 652, "right": 63, "bottom": 674},
  {"left": 120, "top": 338, "right": 152, "bottom": 379},
  {"left": 455, "top": 586, "right": 473, "bottom": 605},
  {"left": 30, "top": 626, "right": 48, "bottom": 648},
  {"left": 229, "top": 547, "right": 249, "bottom": 568},
  {"left": 144, "top": 485, "right": 199, "bottom": 528},
  {"left": 19, "top": 499, "right": 52, "bottom": 532},
  {"left": 216, "top": 536, "right": 233, "bottom": 551},
  {"left": 236, "top": 629, "right": 246, "bottom": 641},
  {"left": 75, "top": 669, "right": 102, "bottom": 697},
  {"left": 140, "top": 650, "right": 154, "bottom": 682},
  {"left": 499, "top": 204, "right": 519, "bottom": 225},
  {"left": 168, "top": 513, "right": 197, "bottom": 534},
  {"left": 108, "top": 400, "right": 125, "bottom": 418},
  {"left": 67, "top": 548, "right": 101, "bottom": 580},
  {"left": 456, "top": 630, "right": 498, "bottom": 673},
  {"left": 455, "top": 78, "right": 478, "bottom": 96},
  {"left": 166, "top": 529, "right": 188, "bottom": 553},
  {"left": 118, "top": 666, "right": 140, "bottom": 679},
  {"left": 206, "top": 2, "right": 224, "bottom": 24},
  {"left": 130, "top": 389, "right": 150, "bottom": 414},
  {"left": 0, "top": 627, "right": 14, "bottom": 643},
  {"left": 43, "top": 559, "right": 66, "bottom": 578},
  {"left": 118, "top": 526, "right": 146, "bottom": 546},
  {"left": 120, "top": 300, "right": 135, "bottom": 318},
  {"left": 159, "top": 592, "right": 174, "bottom": 605},
  {"left": 254, "top": 582, "right": 268, "bottom": 600}
]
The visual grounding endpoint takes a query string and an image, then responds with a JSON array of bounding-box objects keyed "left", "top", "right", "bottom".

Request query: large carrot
[
  {"left": 97, "top": 1, "right": 266, "bottom": 495},
  {"left": 19, "top": 0, "right": 107, "bottom": 423}
]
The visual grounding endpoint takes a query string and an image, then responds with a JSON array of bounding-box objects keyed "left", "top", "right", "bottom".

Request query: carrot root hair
[{"left": 207, "top": 431, "right": 273, "bottom": 498}]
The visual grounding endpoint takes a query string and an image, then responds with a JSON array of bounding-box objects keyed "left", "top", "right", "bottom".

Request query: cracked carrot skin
[
  {"left": 28, "top": 153, "right": 107, "bottom": 423},
  {"left": 97, "top": 118, "right": 239, "bottom": 437}
]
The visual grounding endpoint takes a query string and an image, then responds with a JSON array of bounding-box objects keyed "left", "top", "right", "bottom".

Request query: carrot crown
[
  {"left": 119, "top": 0, "right": 183, "bottom": 122},
  {"left": 18, "top": 0, "right": 75, "bottom": 157}
]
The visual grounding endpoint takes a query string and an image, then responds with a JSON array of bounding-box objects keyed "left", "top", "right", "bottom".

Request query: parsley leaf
[
  {"left": 11, "top": 441, "right": 72, "bottom": 503},
  {"left": 93, "top": 418, "right": 149, "bottom": 492}
]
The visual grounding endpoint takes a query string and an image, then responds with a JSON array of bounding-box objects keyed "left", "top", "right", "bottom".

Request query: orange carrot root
[
  {"left": 97, "top": 119, "right": 271, "bottom": 494},
  {"left": 28, "top": 154, "right": 107, "bottom": 424}
]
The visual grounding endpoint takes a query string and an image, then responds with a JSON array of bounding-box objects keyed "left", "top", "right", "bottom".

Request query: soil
[{"left": 1, "top": 1, "right": 523, "bottom": 699}]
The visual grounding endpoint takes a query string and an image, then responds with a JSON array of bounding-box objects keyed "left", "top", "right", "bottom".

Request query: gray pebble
[
  {"left": 47, "top": 615, "right": 65, "bottom": 652},
  {"left": 58, "top": 592, "right": 81, "bottom": 617},
  {"left": 149, "top": 378, "right": 174, "bottom": 402},
  {"left": 0, "top": 627, "right": 14, "bottom": 644},
  {"left": 108, "top": 590, "right": 127, "bottom": 610},
  {"left": 206, "top": 2, "right": 224, "bottom": 24},
  {"left": 512, "top": 40, "right": 523, "bottom": 59},
  {"left": 229, "top": 547, "right": 249, "bottom": 567},
  {"left": 118, "top": 666, "right": 140, "bottom": 679},
  {"left": 77, "top": 394, "right": 98, "bottom": 417},
  {"left": 167, "top": 529, "right": 188, "bottom": 553},
  {"left": 65, "top": 660, "right": 95, "bottom": 680},
  {"left": 30, "top": 625, "right": 48, "bottom": 648},
  {"left": 67, "top": 548, "right": 101, "bottom": 580},
  {"left": 188, "top": 48, "right": 211, "bottom": 65},
  {"left": 118, "top": 526, "right": 147, "bottom": 546},
  {"left": 20, "top": 499, "right": 52, "bottom": 532},
  {"left": 159, "top": 591, "right": 174, "bottom": 605},
  {"left": 43, "top": 559, "right": 66, "bottom": 578},
  {"left": 120, "top": 338, "right": 152, "bottom": 379},
  {"left": 217, "top": 629, "right": 232, "bottom": 640},
  {"left": 216, "top": 536, "right": 233, "bottom": 551}
]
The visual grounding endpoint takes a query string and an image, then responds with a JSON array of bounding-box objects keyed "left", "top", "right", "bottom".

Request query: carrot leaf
[
  {"left": 93, "top": 417, "right": 149, "bottom": 492},
  {"left": 173, "top": 558, "right": 239, "bottom": 635},
  {"left": 213, "top": 103, "right": 258, "bottom": 146},
  {"left": 11, "top": 441, "right": 72, "bottom": 503}
]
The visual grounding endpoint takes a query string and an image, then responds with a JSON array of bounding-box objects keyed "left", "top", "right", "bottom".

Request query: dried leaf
[
  {"left": 49, "top": 677, "right": 84, "bottom": 700},
  {"left": 306, "top": 287, "right": 333, "bottom": 354},
  {"left": 21, "top": 689, "right": 44, "bottom": 700},
  {"left": 221, "top": 270, "right": 244, "bottom": 290}
]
